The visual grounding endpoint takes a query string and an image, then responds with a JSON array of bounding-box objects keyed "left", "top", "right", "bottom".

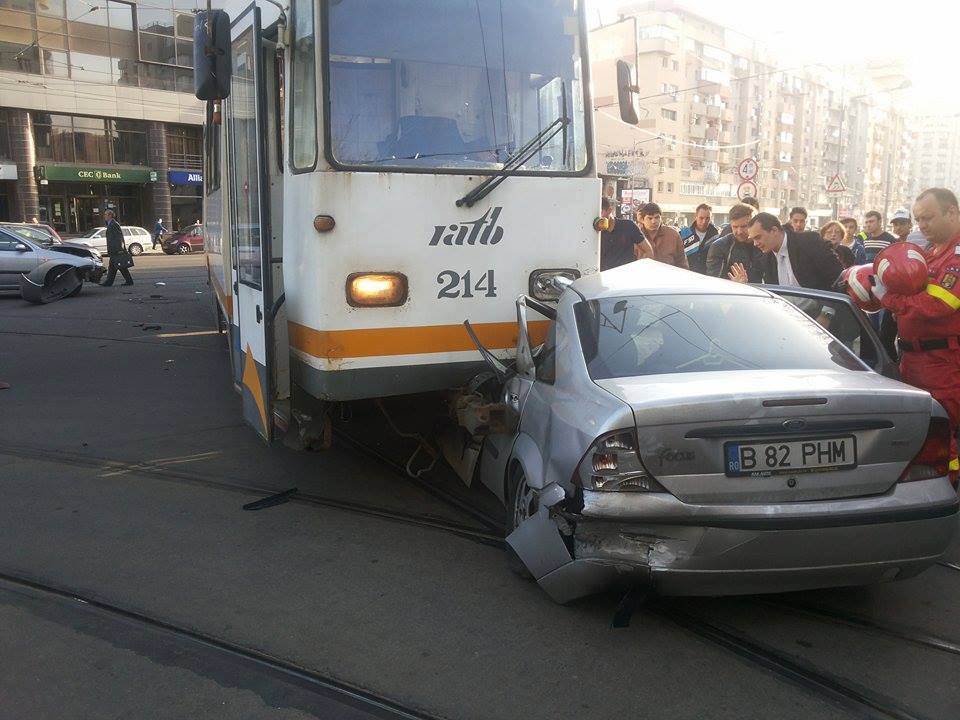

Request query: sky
[{"left": 589, "top": 0, "right": 960, "bottom": 115}]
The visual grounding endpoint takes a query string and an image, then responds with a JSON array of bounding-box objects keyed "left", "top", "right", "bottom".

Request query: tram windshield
[{"left": 325, "top": 0, "right": 589, "bottom": 173}]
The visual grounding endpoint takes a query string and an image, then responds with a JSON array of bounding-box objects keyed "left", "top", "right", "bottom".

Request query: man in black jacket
[
  {"left": 705, "top": 203, "right": 762, "bottom": 281},
  {"left": 100, "top": 209, "right": 133, "bottom": 286},
  {"left": 729, "top": 212, "right": 841, "bottom": 291}
]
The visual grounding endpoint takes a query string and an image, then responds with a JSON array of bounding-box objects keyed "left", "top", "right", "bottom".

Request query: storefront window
[
  {"left": 34, "top": 113, "right": 76, "bottom": 162},
  {"left": 33, "top": 112, "right": 147, "bottom": 165},
  {"left": 71, "top": 115, "right": 111, "bottom": 164},
  {"left": 0, "top": 110, "right": 11, "bottom": 160}
]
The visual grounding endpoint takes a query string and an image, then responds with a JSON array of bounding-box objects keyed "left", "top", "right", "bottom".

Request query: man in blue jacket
[{"left": 680, "top": 203, "right": 719, "bottom": 273}]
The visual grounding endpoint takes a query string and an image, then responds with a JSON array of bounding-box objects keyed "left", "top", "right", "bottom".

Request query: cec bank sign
[{"left": 35, "top": 165, "right": 156, "bottom": 184}]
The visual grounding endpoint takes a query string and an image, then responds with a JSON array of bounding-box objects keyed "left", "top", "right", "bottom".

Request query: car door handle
[{"left": 256, "top": 304, "right": 262, "bottom": 324}]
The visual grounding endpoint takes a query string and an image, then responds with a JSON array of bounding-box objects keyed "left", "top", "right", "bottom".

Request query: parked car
[
  {"left": 75, "top": 225, "right": 152, "bottom": 255},
  {"left": 0, "top": 222, "right": 63, "bottom": 245},
  {"left": 162, "top": 223, "right": 204, "bottom": 254},
  {"left": 0, "top": 227, "right": 104, "bottom": 300},
  {"left": 466, "top": 260, "right": 959, "bottom": 603}
]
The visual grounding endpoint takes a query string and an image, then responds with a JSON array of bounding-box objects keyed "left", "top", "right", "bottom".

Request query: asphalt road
[{"left": 1, "top": 255, "right": 959, "bottom": 719}]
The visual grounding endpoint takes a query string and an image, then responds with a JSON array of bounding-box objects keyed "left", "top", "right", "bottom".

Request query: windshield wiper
[{"left": 456, "top": 114, "right": 569, "bottom": 208}]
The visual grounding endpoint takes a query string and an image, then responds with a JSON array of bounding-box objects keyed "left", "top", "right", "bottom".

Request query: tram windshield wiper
[{"left": 455, "top": 114, "right": 570, "bottom": 208}]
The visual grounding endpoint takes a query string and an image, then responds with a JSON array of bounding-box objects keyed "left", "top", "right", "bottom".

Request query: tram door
[{"left": 226, "top": 4, "right": 275, "bottom": 442}]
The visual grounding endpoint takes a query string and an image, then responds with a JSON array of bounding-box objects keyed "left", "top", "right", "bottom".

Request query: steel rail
[{"left": 0, "top": 571, "right": 442, "bottom": 720}]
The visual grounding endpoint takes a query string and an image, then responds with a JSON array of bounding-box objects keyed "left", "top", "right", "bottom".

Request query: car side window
[
  {"left": 535, "top": 321, "right": 557, "bottom": 384},
  {"left": 777, "top": 293, "right": 877, "bottom": 366},
  {"left": 0, "top": 237, "right": 21, "bottom": 251},
  {"left": 122, "top": 228, "right": 132, "bottom": 237}
]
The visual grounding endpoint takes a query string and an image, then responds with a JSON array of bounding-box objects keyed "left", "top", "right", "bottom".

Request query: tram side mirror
[
  {"left": 616, "top": 59, "right": 640, "bottom": 125},
  {"left": 194, "top": 9, "right": 232, "bottom": 101}
]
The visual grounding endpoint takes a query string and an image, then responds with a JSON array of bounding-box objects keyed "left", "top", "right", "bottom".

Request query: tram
[{"left": 196, "top": 0, "right": 602, "bottom": 444}]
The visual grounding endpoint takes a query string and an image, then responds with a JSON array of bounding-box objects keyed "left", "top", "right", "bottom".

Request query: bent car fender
[
  {"left": 510, "top": 432, "right": 549, "bottom": 490},
  {"left": 20, "top": 261, "right": 86, "bottom": 304}
]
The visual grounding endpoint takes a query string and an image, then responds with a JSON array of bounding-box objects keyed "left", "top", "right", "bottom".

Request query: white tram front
[{"left": 197, "top": 0, "right": 600, "bottom": 442}]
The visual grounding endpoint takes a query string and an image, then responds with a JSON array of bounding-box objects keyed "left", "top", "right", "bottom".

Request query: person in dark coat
[
  {"left": 706, "top": 203, "right": 763, "bottom": 281},
  {"left": 729, "top": 212, "right": 842, "bottom": 291},
  {"left": 101, "top": 209, "right": 133, "bottom": 286},
  {"left": 152, "top": 217, "right": 167, "bottom": 250}
]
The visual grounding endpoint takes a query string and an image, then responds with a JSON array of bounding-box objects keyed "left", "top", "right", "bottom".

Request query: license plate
[{"left": 724, "top": 436, "right": 857, "bottom": 477}]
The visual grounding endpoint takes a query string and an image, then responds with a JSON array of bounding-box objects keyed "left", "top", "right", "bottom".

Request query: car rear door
[{"left": 766, "top": 286, "right": 898, "bottom": 378}]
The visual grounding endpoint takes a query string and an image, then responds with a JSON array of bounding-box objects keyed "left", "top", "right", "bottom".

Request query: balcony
[{"left": 637, "top": 37, "right": 678, "bottom": 55}]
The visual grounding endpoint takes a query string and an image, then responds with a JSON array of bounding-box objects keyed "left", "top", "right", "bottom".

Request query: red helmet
[
  {"left": 842, "top": 264, "right": 882, "bottom": 312},
  {"left": 873, "top": 243, "right": 928, "bottom": 295}
]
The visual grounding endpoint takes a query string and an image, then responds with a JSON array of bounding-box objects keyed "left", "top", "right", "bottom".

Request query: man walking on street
[
  {"left": 153, "top": 217, "right": 167, "bottom": 250},
  {"left": 729, "top": 212, "right": 841, "bottom": 290},
  {"left": 100, "top": 209, "right": 133, "bottom": 287},
  {"left": 875, "top": 188, "right": 960, "bottom": 479},
  {"left": 789, "top": 207, "right": 808, "bottom": 233},
  {"left": 863, "top": 210, "right": 896, "bottom": 261},
  {"left": 598, "top": 197, "right": 652, "bottom": 270},
  {"left": 636, "top": 202, "right": 688, "bottom": 269},
  {"left": 706, "top": 203, "right": 761, "bottom": 281},
  {"left": 679, "top": 203, "right": 719, "bottom": 273}
]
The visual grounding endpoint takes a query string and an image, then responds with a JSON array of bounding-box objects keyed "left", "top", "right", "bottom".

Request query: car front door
[
  {"left": 0, "top": 235, "right": 40, "bottom": 290},
  {"left": 767, "top": 286, "right": 899, "bottom": 378}
]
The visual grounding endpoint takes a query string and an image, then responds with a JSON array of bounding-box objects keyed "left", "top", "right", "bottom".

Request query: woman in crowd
[{"left": 821, "top": 220, "right": 865, "bottom": 265}]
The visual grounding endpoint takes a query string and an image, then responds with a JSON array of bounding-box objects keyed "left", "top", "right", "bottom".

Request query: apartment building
[
  {"left": 912, "top": 114, "right": 960, "bottom": 197},
  {"left": 591, "top": 1, "right": 914, "bottom": 227},
  {"left": 0, "top": 0, "right": 207, "bottom": 233}
]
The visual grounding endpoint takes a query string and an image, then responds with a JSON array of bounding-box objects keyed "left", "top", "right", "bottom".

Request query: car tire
[
  {"left": 129, "top": 243, "right": 143, "bottom": 256},
  {"left": 177, "top": 243, "right": 190, "bottom": 255},
  {"left": 505, "top": 463, "right": 536, "bottom": 580},
  {"left": 67, "top": 280, "right": 83, "bottom": 297}
]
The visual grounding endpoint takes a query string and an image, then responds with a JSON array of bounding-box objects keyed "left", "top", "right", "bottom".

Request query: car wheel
[
  {"left": 129, "top": 243, "right": 143, "bottom": 256},
  {"left": 177, "top": 243, "right": 190, "bottom": 254},
  {"left": 505, "top": 463, "right": 536, "bottom": 579}
]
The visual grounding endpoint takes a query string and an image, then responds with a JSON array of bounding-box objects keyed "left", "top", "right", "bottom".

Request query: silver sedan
[
  {"left": 0, "top": 228, "right": 104, "bottom": 302},
  {"left": 466, "top": 260, "right": 959, "bottom": 603}
]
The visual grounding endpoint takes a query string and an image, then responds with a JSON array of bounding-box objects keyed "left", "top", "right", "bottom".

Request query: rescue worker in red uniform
[{"left": 876, "top": 188, "right": 960, "bottom": 476}]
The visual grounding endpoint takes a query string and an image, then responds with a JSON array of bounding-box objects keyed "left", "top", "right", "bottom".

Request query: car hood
[
  {"left": 594, "top": 368, "right": 931, "bottom": 425},
  {"left": 39, "top": 248, "right": 98, "bottom": 266}
]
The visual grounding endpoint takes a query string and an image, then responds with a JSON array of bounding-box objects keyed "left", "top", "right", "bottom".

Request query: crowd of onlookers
[{"left": 598, "top": 195, "right": 927, "bottom": 293}]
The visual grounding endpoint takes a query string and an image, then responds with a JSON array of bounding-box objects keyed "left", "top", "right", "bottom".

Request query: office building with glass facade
[{"left": 0, "top": 0, "right": 206, "bottom": 233}]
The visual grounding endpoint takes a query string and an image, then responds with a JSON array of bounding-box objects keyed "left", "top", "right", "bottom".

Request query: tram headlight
[
  {"left": 346, "top": 272, "right": 408, "bottom": 307},
  {"left": 529, "top": 269, "right": 581, "bottom": 301}
]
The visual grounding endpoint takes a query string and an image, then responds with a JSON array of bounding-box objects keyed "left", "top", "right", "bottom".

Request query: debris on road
[
  {"left": 243, "top": 487, "right": 299, "bottom": 511},
  {"left": 142, "top": 325, "right": 162, "bottom": 331}
]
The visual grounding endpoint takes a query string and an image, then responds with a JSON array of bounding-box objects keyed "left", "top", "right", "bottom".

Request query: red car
[{"left": 162, "top": 224, "right": 204, "bottom": 254}]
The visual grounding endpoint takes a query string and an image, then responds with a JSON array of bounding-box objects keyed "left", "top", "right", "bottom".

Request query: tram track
[
  {"left": 0, "top": 570, "right": 443, "bottom": 720},
  {"left": 653, "top": 601, "right": 936, "bottom": 720},
  {"left": 0, "top": 444, "right": 504, "bottom": 549}
]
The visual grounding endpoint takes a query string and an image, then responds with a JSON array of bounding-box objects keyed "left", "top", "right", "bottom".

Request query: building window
[
  {"left": 661, "top": 56, "right": 668, "bottom": 69},
  {"left": 667, "top": 182, "right": 674, "bottom": 192},
  {"left": 668, "top": 158, "right": 676, "bottom": 169},
  {"left": 672, "top": 60, "right": 679, "bottom": 71},
  {"left": 137, "top": 0, "right": 196, "bottom": 70},
  {"left": 167, "top": 124, "right": 202, "bottom": 169},
  {"left": 657, "top": 181, "right": 663, "bottom": 193},
  {"left": 662, "top": 109, "right": 677, "bottom": 121},
  {"left": 112, "top": 119, "right": 147, "bottom": 165},
  {"left": 32, "top": 112, "right": 147, "bottom": 165},
  {"left": 0, "top": 110, "right": 11, "bottom": 160}
]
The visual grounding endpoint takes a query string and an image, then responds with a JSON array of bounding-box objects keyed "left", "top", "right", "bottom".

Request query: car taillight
[
  {"left": 899, "top": 417, "right": 951, "bottom": 484},
  {"left": 574, "top": 430, "right": 667, "bottom": 492}
]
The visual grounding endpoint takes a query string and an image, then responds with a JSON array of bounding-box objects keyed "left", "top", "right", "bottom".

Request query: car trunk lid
[{"left": 595, "top": 369, "right": 932, "bottom": 503}]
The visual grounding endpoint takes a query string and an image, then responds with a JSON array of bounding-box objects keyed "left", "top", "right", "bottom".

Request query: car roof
[{"left": 571, "top": 259, "right": 770, "bottom": 300}]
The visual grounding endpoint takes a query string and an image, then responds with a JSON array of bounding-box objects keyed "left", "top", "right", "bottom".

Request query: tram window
[
  {"left": 324, "top": 0, "right": 589, "bottom": 174},
  {"left": 229, "top": 28, "right": 263, "bottom": 288},
  {"left": 205, "top": 101, "right": 220, "bottom": 195},
  {"left": 290, "top": 0, "right": 317, "bottom": 171}
]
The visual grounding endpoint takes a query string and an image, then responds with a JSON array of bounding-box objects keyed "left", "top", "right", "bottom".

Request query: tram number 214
[{"left": 437, "top": 269, "right": 497, "bottom": 299}]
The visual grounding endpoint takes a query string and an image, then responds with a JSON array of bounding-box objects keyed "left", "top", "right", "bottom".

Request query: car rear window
[{"left": 574, "top": 294, "right": 866, "bottom": 380}]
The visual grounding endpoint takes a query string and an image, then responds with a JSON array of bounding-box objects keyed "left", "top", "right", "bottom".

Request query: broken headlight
[{"left": 574, "top": 430, "right": 666, "bottom": 492}]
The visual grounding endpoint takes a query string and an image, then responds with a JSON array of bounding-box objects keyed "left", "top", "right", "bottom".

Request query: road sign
[
  {"left": 737, "top": 181, "right": 758, "bottom": 200},
  {"left": 826, "top": 173, "right": 847, "bottom": 194},
  {"left": 737, "top": 157, "right": 759, "bottom": 181}
]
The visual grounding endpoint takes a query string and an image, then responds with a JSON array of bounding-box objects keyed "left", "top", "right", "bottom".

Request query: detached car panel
[{"left": 0, "top": 230, "right": 104, "bottom": 301}]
